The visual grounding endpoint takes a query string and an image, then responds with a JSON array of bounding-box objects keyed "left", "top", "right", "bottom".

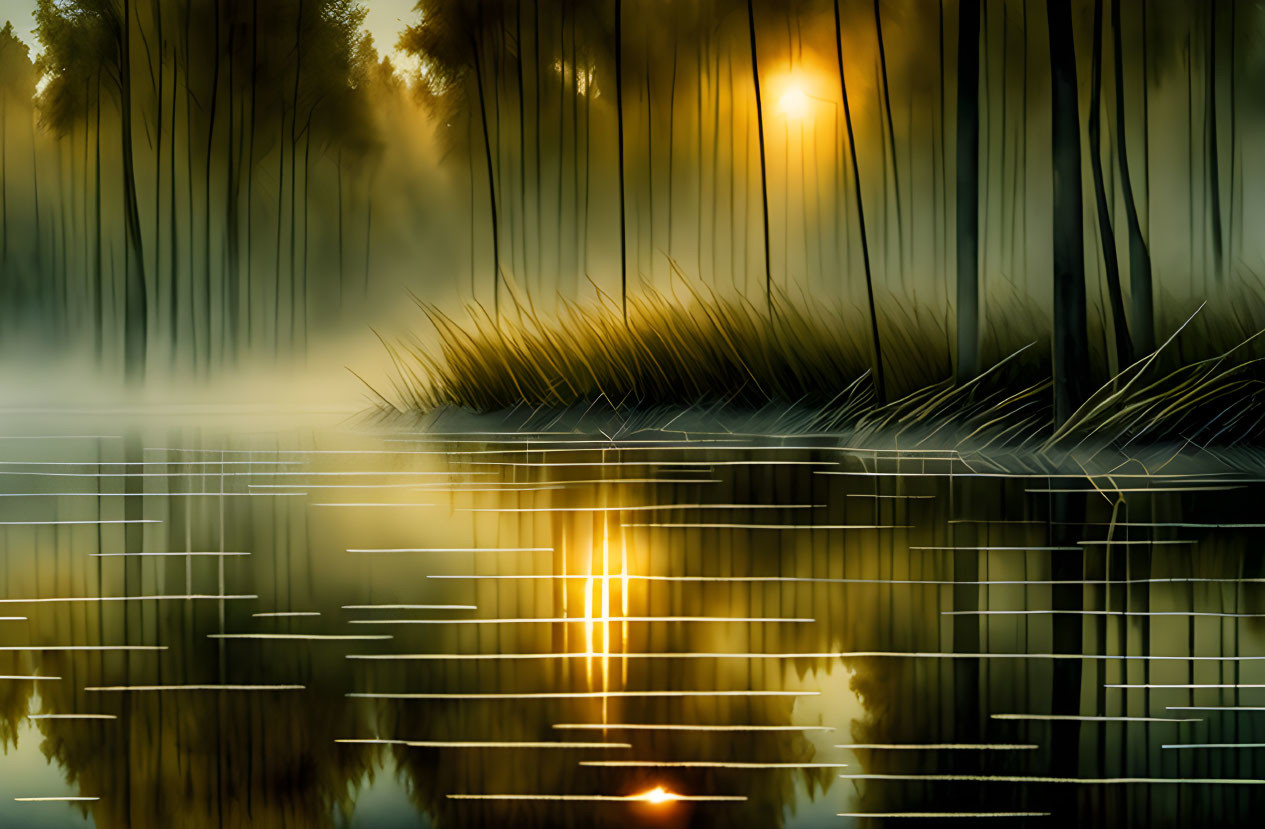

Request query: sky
[{"left": 0, "top": 0, "right": 419, "bottom": 62}]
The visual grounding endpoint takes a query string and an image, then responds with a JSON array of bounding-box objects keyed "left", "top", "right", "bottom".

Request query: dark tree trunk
[
  {"left": 746, "top": 0, "right": 772, "bottom": 314},
  {"left": 834, "top": 0, "right": 885, "bottom": 404},
  {"left": 1088, "top": 0, "right": 1131, "bottom": 371},
  {"left": 873, "top": 0, "right": 904, "bottom": 281},
  {"left": 120, "top": 0, "right": 149, "bottom": 380},
  {"left": 615, "top": 0, "right": 628, "bottom": 320},
  {"left": 1112, "top": 0, "right": 1153, "bottom": 354},
  {"left": 955, "top": 0, "right": 980, "bottom": 383},
  {"left": 1205, "top": 2, "right": 1223, "bottom": 278},
  {"left": 1046, "top": 0, "right": 1091, "bottom": 423},
  {"left": 470, "top": 30, "right": 501, "bottom": 317}
]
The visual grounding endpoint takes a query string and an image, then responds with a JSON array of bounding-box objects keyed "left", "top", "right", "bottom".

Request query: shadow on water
[{"left": 0, "top": 417, "right": 1262, "bottom": 826}]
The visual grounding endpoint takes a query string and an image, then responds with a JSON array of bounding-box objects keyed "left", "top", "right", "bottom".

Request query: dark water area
[{"left": 0, "top": 416, "right": 1262, "bottom": 827}]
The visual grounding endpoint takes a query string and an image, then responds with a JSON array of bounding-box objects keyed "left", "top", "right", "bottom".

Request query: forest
[{"left": 0, "top": 1, "right": 1261, "bottom": 438}]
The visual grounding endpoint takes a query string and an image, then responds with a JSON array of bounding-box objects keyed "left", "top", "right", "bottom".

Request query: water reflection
[{"left": 0, "top": 422, "right": 1262, "bottom": 826}]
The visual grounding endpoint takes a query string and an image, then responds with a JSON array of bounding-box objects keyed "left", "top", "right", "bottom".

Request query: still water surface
[{"left": 0, "top": 414, "right": 1261, "bottom": 827}]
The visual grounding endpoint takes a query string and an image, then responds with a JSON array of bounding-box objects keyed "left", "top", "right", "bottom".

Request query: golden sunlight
[
  {"left": 778, "top": 82, "right": 809, "bottom": 118},
  {"left": 636, "top": 786, "right": 679, "bottom": 805}
]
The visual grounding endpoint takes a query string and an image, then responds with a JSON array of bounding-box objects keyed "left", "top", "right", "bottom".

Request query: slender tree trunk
[
  {"left": 151, "top": 0, "right": 162, "bottom": 356},
  {"left": 1, "top": 90, "right": 7, "bottom": 265},
  {"left": 204, "top": 0, "right": 222, "bottom": 371},
  {"left": 746, "top": 0, "right": 772, "bottom": 314},
  {"left": 95, "top": 71, "right": 104, "bottom": 362},
  {"left": 873, "top": 0, "right": 904, "bottom": 281},
  {"left": 470, "top": 31, "right": 501, "bottom": 318},
  {"left": 1047, "top": 0, "right": 1091, "bottom": 423},
  {"left": 225, "top": 22, "right": 241, "bottom": 364},
  {"left": 667, "top": 42, "right": 678, "bottom": 264},
  {"left": 120, "top": 0, "right": 149, "bottom": 379},
  {"left": 1206, "top": 2, "right": 1223, "bottom": 279},
  {"left": 955, "top": 0, "right": 980, "bottom": 382},
  {"left": 1112, "top": 0, "right": 1153, "bottom": 354},
  {"left": 515, "top": 2, "right": 527, "bottom": 287},
  {"left": 245, "top": 0, "right": 258, "bottom": 351},
  {"left": 288, "top": 0, "right": 302, "bottom": 355},
  {"left": 168, "top": 40, "right": 179, "bottom": 363},
  {"left": 615, "top": 0, "right": 628, "bottom": 320},
  {"left": 1088, "top": 0, "right": 1131, "bottom": 370},
  {"left": 337, "top": 149, "right": 344, "bottom": 299},
  {"left": 834, "top": 0, "right": 885, "bottom": 403}
]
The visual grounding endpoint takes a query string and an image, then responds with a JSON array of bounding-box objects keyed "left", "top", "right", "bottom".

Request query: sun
[
  {"left": 778, "top": 83, "right": 809, "bottom": 119},
  {"left": 635, "top": 786, "right": 679, "bottom": 805}
]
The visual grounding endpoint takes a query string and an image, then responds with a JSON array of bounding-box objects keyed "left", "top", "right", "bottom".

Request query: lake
[{"left": 0, "top": 412, "right": 1261, "bottom": 827}]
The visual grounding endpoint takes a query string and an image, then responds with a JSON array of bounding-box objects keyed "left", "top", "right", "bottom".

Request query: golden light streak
[
  {"left": 837, "top": 813, "right": 1051, "bottom": 819},
  {"left": 347, "top": 547, "right": 552, "bottom": 553},
  {"left": 0, "top": 675, "right": 61, "bottom": 681},
  {"left": 348, "top": 690, "right": 816, "bottom": 700},
  {"left": 582, "top": 760, "right": 848, "bottom": 769},
  {"left": 554, "top": 723, "right": 835, "bottom": 732},
  {"left": 0, "top": 594, "right": 255, "bottom": 603},
  {"left": 347, "top": 616, "right": 813, "bottom": 626},
  {"left": 342, "top": 651, "right": 1262, "bottom": 663},
  {"left": 209, "top": 634, "right": 392, "bottom": 641},
  {"left": 86, "top": 685, "right": 305, "bottom": 692},
  {"left": 335, "top": 739, "right": 631, "bottom": 749},
  {"left": 839, "top": 774, "right": 1265, "bottom": 785},
  {"left": 445, "top": 792, "right": 745, "bottom": 802},
  {"left": 835, "top": 743, "right": 1037, "bottom": 750},
  {"left": 341, "top": 604, "right": 476, "bottom": 610}
]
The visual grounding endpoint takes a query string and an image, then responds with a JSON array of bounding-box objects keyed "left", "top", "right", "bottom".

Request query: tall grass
[{"left": 372, "top": 278, "right": 1265, "bottom": 449}]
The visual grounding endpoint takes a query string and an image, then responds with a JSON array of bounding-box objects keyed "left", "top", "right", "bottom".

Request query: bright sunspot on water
[{"left": 637, "top": 786, "right": 678, "bottom": 805}]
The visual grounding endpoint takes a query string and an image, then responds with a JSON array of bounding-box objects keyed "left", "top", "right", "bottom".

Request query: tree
[
  {"left": 37, "top": 0, "right": 149, "bottom": 378},
  {"left": 746, "top": 0, "right": 772, "bottom": 314},
  {"left": 402, "top": 0, "right": 507, "bottom": 318},
  {"left": 954, "top": 0, "right": 979, "bottom": 383},
  {"left": 1046, "top": 0, "right": 1090, "bottom": 423},
  {"left": 1112, "top": 0, "right": 1152, "bottom": 355},
  {"left": 1088, "top": 0, "right": 1131, "bottom": 370},
  {"left": 833, "top": 0, "right": 884, "bottom": 404},
  {"left": 615, "top": 0, "right": 627, "bottom": 320}
]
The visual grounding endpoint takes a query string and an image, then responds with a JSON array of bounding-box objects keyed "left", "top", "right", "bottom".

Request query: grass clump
[{"left": 371, "top": 281, "right": 1265, "bottom": 450}]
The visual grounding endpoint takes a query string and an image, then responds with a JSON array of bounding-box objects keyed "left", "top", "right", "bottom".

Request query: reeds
[{"left": 373, "top": 279, "right": 1265, "bottom": 450}]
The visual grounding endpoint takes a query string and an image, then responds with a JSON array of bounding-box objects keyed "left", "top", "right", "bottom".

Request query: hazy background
[{"left": 0, "top": 0, "right": 1260, "bottom": 409}]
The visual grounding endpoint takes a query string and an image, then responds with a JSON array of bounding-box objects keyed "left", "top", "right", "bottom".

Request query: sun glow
[
  {"left": 637, "top": 786, "right": 679, "bottom": 805},
  {"left": 778, "top": 83, "right": 809, "bottom": 118}
]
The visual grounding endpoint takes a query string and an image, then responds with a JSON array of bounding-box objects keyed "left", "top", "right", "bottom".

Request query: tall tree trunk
[
  {"left": 955, "top": 0, "right": 980, "bottom": 382},
  {"left": 151, "top": 0, "right": 162, "bottom": 358},
  {"left": 746, "top": 0, "right": 772, "bottom": 314},
  {"left": 873, "top": 0, "right": 904, "bottom": 281},
  {"left": 1, "top": 90, "right": 7, "bottom": 265},
  {"left": 470, "top": 30, "right": 501, "bottom": 318},
  {"left": 1205, "top": 2, "right": 1223, "bottom": 279},
  {"left": 515, "top": 2, "right": 527, "bottom": 287},
  {"left": 288, "top": 0, "right": 302, "bottom": 355},
  {"left": 1047, "top": 0, "right": 1091, "bottom": 423},
  {"left": 120, "top": 0, "right": 149, "bottom": 379},
  {"left": 834, "top": 0, "right": 885, "bottom": 403},
  {"left": 1112, "top": 0, "right": 1153, "bottom": 354},
  {"left": 95, "top": 71, "right": 104, "bottom": 362},
  {"left": 1088, "top": 0, "right": 1131, "bottom": 371},
  {"left": 667, "top": 42, "right": 677, "bottom": 264},
  {"left": 245, "top": 0, "right": 258, "bottom": 351},
  {"left": 615, "top": 0, "right": 628, "bottom": 321},
  {"left": 204, "top": 0, "right": 222, "bottom": 371}
]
